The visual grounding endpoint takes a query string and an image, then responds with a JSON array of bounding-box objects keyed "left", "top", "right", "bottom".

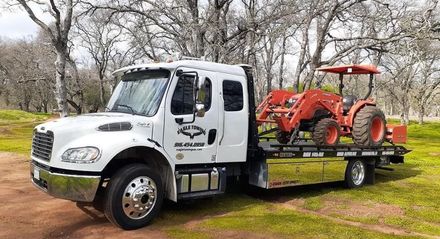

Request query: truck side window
[
  {"left": 171, "top": 75, "right": 195, "bottom": 115},
  {"left": 223, "top": 80, "right": 243, "bottom": 111},
  {"left": 203, "top": 78, "right": 212, "bottom": 111}
]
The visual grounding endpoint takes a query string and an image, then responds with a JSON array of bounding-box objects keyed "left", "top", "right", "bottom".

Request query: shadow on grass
[
  {"left": 244, "top": 163, "right": 422, "bottom": 203},
  {"left": 153, "top": 163, "right": 422, "bottom": 228},
  {"left": 60, "top": 163, "right": 421, "bottom": 234}
]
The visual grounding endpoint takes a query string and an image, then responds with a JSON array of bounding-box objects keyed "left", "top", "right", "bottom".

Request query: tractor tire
[
  {"left": 275, "top": 130, "right": 292, "bottom": 144},
  {"left": 312, "top": 118, "right": 341, "bottom": 145},
  {"left": 103, "top": 164, "right": 163, "bottom": 230},
  {"left": 352, "top": 106, "right": 386, "bottom": 146}
]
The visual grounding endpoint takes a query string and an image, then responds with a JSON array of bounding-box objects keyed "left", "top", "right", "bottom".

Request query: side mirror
[
  {"left": 195, "top": 103, "right": 205, "bottom": 117},
  {"left": 195, "top": 77, "right": 207, "bottom": 117}
]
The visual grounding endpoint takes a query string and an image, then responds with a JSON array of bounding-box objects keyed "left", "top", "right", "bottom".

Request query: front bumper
[{"left": 30, "top": 161, "right": 101, "bottom": 202}]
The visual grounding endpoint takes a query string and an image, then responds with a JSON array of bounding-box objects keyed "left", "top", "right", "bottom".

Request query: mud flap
[{"left": 364, "top": 158, "right": 376, "bottom": 185}]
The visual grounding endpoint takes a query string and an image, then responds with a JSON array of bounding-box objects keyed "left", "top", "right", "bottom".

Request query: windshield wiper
[{"left": 114, "top": 104, "right": 136, "bottom": 115}]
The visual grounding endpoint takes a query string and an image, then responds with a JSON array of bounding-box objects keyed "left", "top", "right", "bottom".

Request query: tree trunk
[
  {"left": 390, "top": 98, "right": 395, "bottom": 115},
  {"left": 68, "top": 58, "right": 84, "bottom": 114},
  {"left": 404, "top": 113, "right": 409, "bottom": 125},
  {"left": 54, "top": 52, "right": 69, "bottom": 117},
  {"left": 293, "top": 27, "right": 309, "bottom": 93},
  {"left": 278, "top": 36, "right": 287, "bottom": 90},
  {"left": 266, "top": 72, "right": 272, "bottom": 95},
  {"left": 303, "top": 62, "right": 318, "bottom": 90},
  {"left": 418, "top": 106, "right": 424, "bottom": 125},
  {"left": 187, "top": 0, "right": 204, "bottom": 57},
  {"left": 67, "top": 99, "right": 82, "bottom": 115},
  {"left": 99, "top": 74, "right": 106, "bottom": 108},
  {"left": 43, "top": 101, "right": 48, "bottom": 114},
  {"left": 402, "top": 106, "right": 410, "bottom": 125},
  {"left": 34, "top": 104, "right": 42, "bottom": 112},
  {"left": 24, "top": 98, "right": 30, "bottom": 112}
]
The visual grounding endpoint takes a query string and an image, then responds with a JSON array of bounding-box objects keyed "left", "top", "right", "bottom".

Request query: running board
[{"left": 175, "top": 167, "right": 226, "bottom": 200}]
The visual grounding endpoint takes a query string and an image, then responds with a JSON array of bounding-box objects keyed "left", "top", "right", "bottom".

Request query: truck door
[
  {"left": 216, "top": 76, "right": 249, "bottom": 163},
  {"left": 163, "top": 68, "right": 219, "bottom": 164}
]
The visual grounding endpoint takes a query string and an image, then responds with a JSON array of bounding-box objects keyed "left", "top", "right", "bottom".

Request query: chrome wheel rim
[
  {"left": 351, "top": 161, "right": 365, "bottom": 186},
  {"left": 122, "top": 176, "right": 157, "bottom": 220}
]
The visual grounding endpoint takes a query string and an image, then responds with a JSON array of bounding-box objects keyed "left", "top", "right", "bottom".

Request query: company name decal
[
  {"left": 174, "top": 125, "right": 206, "bottom": 151},
  {"left": 362, "top": 151, "right": 378, "bottom": 156},
  {"left": 303, "top": 152, "right": 324, "bottom": 157},
  {"left": 177, "top": 125, "right": 206, "bottom": 139}
]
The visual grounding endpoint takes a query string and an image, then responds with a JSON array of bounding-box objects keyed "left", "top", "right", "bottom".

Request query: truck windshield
[{"left": 106, "top": 69, "right": 170, "bottom": 116}]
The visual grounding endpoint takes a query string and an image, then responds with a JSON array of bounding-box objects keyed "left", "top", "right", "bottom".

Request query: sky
[
  {"left": 0, "top": 11, "right": 39, "bottom": 39},
  {"left": 0, "top": 8, "right": 93, "bottom": 65}
]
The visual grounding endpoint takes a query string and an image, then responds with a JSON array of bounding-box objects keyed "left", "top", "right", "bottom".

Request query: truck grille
[{"left": 32, "top": 131, "right": 54, "bottom": 161}]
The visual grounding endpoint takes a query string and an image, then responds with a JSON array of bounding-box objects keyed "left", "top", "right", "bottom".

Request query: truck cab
[{"left": 30, "top": 60, "right": 252, "bottom": 229}]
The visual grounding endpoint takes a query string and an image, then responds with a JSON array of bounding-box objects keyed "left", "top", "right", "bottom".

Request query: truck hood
[
  {"left": 34, "top": 112, "right": 154, "bottom": 155},
  {"left": 35, "top": 112, "right": 136, "bottom": 133},
  {"left": 32, "top": 112, "right": 156, "bottom": 171}
]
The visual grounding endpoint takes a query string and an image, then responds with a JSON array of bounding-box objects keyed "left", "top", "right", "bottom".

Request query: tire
[
  {"left": 344, "top": 159, "right": 366, "bottom": 188},
  {"left": 104, "top": 164, "right": 163, "bottom": 230},
  {"left": 276, "top": 130, "right": 291, "bottom": 144},
  {"left": 312, "top": 118, "right": 341, "bottom": 145},
  {"left": 352, "top": 106, "right": 386, "bottom": 146}
]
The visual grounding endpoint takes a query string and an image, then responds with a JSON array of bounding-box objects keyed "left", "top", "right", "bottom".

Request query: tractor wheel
[
  {"left": 275, "top": 130, "right": 292, "bottom": 144},
  {"left": 352, "top": 106, "right": 386, "bottom": 146},
  {"left": 312, "top": 118, "right": 341, "bottom": 145}
]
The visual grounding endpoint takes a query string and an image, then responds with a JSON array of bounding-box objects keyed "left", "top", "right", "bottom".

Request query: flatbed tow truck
[{"left": 30, "top": 60, "right": 410, "bottom": 229}]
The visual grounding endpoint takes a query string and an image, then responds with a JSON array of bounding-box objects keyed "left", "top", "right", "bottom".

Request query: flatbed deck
[
  {"left": 259, "top": 141, "right": 411, "bottom": 159},
  {"left": 249, "top": 141, "right": 411, "bottom": 189}
]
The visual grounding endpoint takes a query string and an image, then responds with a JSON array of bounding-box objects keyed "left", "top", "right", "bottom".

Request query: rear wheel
[
  {"left": 312, "top": 118, "right": 341, "bottom": 145},
  {"left": 104, "top": 164, "right": 163, "bottom": 230},
  {"left": 345, "top": 159, "right": 366, "bottom": 188},
  {"left": 352, "top": 106, "right": 386, "bottom": 146}
]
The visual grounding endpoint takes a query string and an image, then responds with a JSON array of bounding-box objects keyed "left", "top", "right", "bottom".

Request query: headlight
[
  {"left": 61, "top": 147, "right": 100, "bottom": 163},
  {"left": 287, "top": 98, "right": 297, "bottom": 104},
  {"left": 286, "top": 98, "right": 297, "bottom": 107}
]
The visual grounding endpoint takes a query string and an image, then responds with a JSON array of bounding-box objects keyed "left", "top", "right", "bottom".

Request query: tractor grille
[{"left": 32, "top": 131, "right": 54, "bottom": 161}]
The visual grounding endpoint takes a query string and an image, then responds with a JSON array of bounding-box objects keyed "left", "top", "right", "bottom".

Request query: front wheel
[
  {"left": 344, "top": 159, "right": 366, "bottom": 188},
  {"left": 104, "top": 164, "right": 163, "bottom": 230},
  {"left": 275, "top": 130, "right": 292, "bottom": 144},
  {"left": 312, "top": 118, "right": 341, "bottom": 145}
]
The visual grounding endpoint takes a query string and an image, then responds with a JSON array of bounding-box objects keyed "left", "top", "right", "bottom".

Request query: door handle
[
  {"left": 175, "top": 118, "right": 184, "bottom": 124},
  {"left": 208, "top": 129, "right": 217, "bottom": 145}
]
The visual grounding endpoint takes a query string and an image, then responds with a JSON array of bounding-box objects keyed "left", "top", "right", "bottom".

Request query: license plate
[{"left": 33, "top": 166, "right": 40, "bottom": 180}]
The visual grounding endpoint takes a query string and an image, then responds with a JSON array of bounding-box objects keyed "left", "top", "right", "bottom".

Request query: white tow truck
[{"left": 30, "top": 60, "right": 410, "bottom": 229}]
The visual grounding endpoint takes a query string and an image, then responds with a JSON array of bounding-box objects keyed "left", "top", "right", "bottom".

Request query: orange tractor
[{"left": 256, "top": 64, "right": 407, "bottom": 146}]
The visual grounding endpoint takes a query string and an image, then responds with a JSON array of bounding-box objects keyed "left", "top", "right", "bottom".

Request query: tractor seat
[{"left": 343, "top": 95, "right": 357, "bottom": 114}]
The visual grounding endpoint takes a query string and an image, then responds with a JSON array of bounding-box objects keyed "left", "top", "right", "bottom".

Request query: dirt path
[
  {"left": 0, "top": 152, "right": 168, "bottom": 239},
  {"left": 279, "top": 198, "right": 440, "bottom": 239}
]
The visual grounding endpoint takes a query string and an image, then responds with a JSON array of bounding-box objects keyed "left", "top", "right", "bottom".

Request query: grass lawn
[
  {"left": 0, "top": 110, "right": 51, "bottom": 154},
  {"left": 1, "top": 109, "right": 439, "bottom": 238}
]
